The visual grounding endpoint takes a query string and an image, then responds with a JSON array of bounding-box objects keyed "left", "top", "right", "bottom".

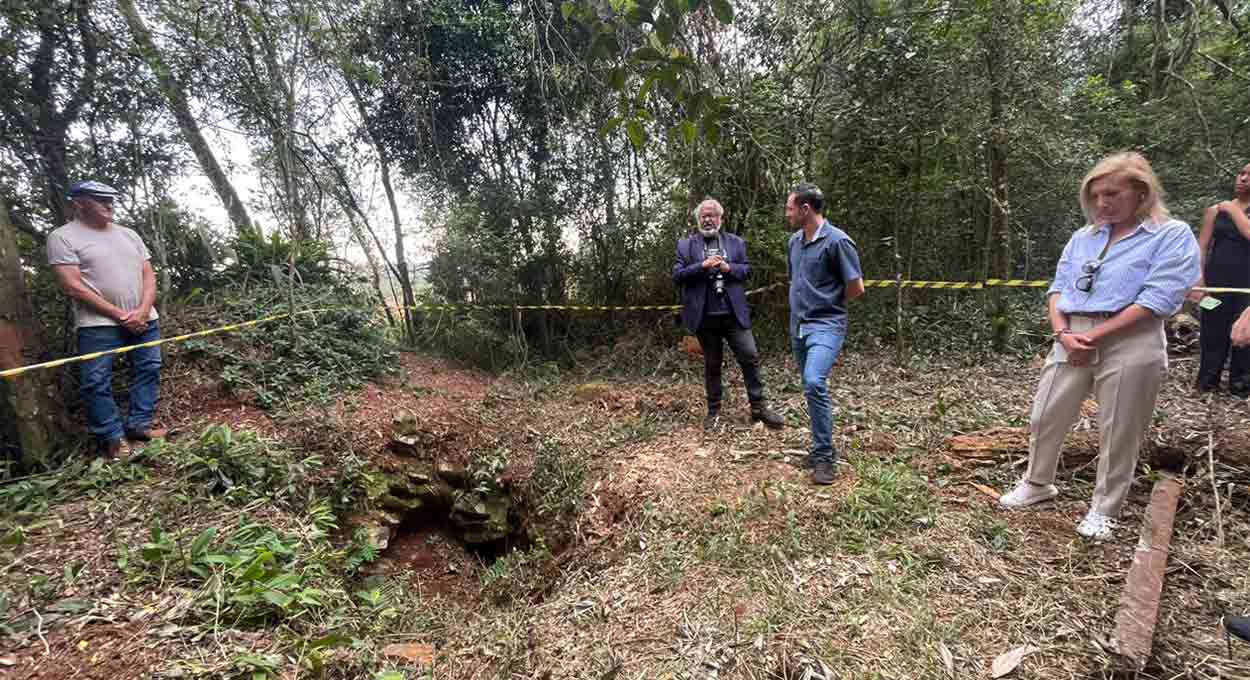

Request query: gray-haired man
[{"left": 674, "top": 198, "right": 784, "bottom": 431}]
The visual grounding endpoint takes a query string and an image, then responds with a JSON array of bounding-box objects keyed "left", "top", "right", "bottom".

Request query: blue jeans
[
  {"left": 792, "top": 331, "right": 845, "bottom": 464},
  {"left": 78, "top": 322, "right": 162, "bottom": 443}
]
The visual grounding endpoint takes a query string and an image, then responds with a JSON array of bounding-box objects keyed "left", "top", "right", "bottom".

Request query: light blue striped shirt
[{"left": 1049, "top": 218, "right": 1200, "bottom": 317}]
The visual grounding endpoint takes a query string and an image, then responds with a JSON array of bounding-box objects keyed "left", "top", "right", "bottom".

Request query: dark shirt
[
  {"left": 1206, "top": 209, "right": 1250, "bottom": 288},
  {"left": 703, "top": 235, "right": 730, "bottom": 317}
]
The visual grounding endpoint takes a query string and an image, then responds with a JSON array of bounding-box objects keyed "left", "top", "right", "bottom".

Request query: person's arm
[
  {"left": 846, "top": 278, "right": 865, "bottom": 300},
  {"left": 120, "top": 260, "right": 157, "bottom": 331},
  {"left": 1233, "top": 307, "right": 1250, "bottom": 346},
  {"left": 1093, "top": 223, "right": 1201, "bottom": 343},
  {"left": 1048, "top": 293, "right": 1097, "bottom": 364},
  {"left": 1048, "top": 232, "right": 1080, "bottom": 299},
  {"left": 1218, "top": 201, "right": 1250, "bottom": 240},
  {"left": 52, "top": 264, "right": 126, "bottom": 323},
  {"left": 1083, "top": 304, "right": 1155, "bottom": 344},
  {"left": 1046, "top": 292, "right": 1070, "bottom": 336},
  {"left": 834, "top": 238, "right": 866, "bottom": 301}
]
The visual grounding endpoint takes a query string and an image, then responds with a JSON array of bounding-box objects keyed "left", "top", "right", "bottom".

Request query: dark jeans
[
  {"left": 1198, "top": 293, "right": 1250, "bottom": 395},
  {"left": 696, "top": 315, "right": 765, "bottom": 412},
  {"left": 78, "top": 322, "right": 162, "bottom": 444}
]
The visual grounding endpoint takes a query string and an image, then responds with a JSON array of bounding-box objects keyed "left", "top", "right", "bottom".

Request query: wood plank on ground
[{"left": 1114, "top": 472, "right": 1184, "bottom": 668}]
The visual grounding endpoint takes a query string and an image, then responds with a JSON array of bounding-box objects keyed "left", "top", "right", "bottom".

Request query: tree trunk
[
  {"left": 0, "top": 201, "right": 55, "bottom": 471},
  {"left": 118, "top": 0, "right": 257, "bottom": 237},
  {"left": 346, "top": 213, "right": 396, "bottom": 327},
  {"left": 984, "top": 14, "right": 1012, "bottom": 352},
  {"left": 342, "top": 76, "right": 417, "bottom": 341}
]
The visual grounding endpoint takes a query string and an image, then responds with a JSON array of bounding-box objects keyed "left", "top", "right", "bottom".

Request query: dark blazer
[{"left": 673, "top": 230, "right": 752, "bottom": 333}]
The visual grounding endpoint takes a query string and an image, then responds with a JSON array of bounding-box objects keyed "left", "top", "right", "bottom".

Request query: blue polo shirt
[{"left": 787, "top": 221, "right": 863, "bottom": 338}]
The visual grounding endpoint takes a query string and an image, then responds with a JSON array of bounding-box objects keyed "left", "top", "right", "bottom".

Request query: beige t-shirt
[{"left": 47, "top": 220, "right": 159, "bottom": 329}]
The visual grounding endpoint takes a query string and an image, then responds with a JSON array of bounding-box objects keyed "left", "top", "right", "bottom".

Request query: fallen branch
[{"left": 1208, "top": 432, "right": 1224, "bottom": 549}]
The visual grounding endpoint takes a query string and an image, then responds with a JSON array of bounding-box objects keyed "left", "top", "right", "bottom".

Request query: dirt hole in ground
[{"left": 356, "top": 451, "right": 549, "bottom": 598}]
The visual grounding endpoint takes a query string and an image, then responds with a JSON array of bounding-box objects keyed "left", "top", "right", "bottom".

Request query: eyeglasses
[{"left": 1075, "top": 259, "right": 1102, "bottom": 293}]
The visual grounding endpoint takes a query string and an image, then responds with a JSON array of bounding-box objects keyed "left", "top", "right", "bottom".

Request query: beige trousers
[{"left": 1026, "top": 315, "right": 1167, "bottom": 517}]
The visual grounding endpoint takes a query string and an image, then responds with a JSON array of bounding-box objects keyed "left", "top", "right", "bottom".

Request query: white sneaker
[
  {"left": 998, "top": 480, "right": 1059, "bottom": 508},
  {"left": 1076, "top": 510, "right": 1118, "bottom": 540}
]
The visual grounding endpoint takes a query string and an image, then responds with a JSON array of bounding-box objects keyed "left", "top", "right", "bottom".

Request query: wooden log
[{"left": 1114, "top": 472, "right": 1184, "bottom": 668}]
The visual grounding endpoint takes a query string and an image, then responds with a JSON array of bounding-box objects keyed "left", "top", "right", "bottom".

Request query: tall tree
[
  {"left": 0, "top": 201, "right": 55, "bottom": 470},
  {"left": 0, "top": 0, "right": 100, "bottom": 229},
  {"left": 118, "top": 0, "right": 258, "bottom": 237}
]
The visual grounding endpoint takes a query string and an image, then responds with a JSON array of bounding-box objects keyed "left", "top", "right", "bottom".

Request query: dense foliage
[{"left": 3, "top": 0, "right": 1250, "bottom": 457}]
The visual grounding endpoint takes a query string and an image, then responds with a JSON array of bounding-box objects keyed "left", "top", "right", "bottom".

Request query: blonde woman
[{"left": 999, "top": 152, "right": 1201, "bottom": 539}]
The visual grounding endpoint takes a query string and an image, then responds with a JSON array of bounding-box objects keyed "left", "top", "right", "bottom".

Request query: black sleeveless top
[{"left": 1206, "top": 208, "right": 1250, "bottom": 288}]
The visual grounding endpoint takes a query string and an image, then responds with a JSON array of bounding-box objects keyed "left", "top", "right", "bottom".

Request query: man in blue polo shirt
[{"left": 785, "top": 183, "right": 865, "bottom": 484}]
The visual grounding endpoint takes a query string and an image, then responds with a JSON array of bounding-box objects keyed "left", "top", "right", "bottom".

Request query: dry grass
[{"left": 2, "top": 346, "right": 1249, "bottom": 679}]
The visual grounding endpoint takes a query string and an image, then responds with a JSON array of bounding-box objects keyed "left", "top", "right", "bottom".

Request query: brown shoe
[
  {"left": 810, "top": 461, "right": 837, "bottom": 485},
  {"left": 125, "top": 424, "right": 168, "bottom": 441},
  {"left": 100, "top": 438, "right": 131, "bottom": 460}
]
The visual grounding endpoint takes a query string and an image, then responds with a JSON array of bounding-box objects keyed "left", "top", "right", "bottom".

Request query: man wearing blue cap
[{"left": 47, "top": 181, "right": 166, "bottom": 457}]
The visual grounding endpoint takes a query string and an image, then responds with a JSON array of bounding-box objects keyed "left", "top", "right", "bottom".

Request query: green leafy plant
[
  {"left": 157, "top": 425, "right": 322, "bottom": 508},
  {"left": 125, "top": 520, "right": 348, "bottom": 627},
  {"left": 179, "top": 282, "right": 396, "bottom": 410}
]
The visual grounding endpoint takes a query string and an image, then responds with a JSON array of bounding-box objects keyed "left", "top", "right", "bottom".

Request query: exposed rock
[
  {"left": 379, "top": 493, "right": 424, "bottom": 513},
  {"left": 1168, "top": 312, "right": 1200, "bottom": 352},
  {"left": 392, "top": 411, "right": 419, "bottom": 437},
  {"left": 435, "top": 460, "right": 467, "bottom": 487},
  {"left": 380, "top": 471, "right": 451, "bottom": 513},
  {"left": 390, "top": 433, "right": 420, "bottom": 457},
  {"left": 342, "top": 512, "right": 396, "bottom": 551},
  {"left": 450, "top": 490, "right": 512, "bottom": 543},
  {"left": 389, "top": 410, "right": 423, "bottom": 456}
]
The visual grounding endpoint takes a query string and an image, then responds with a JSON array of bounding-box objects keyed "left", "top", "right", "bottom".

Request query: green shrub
[
  {"left": 178, "top": 282, "right": 397, "bottom": 409},
  {"left": 155, "top": 425, "right": 321, "bottom": 509},
  {"left": 122, "top": 520, "right": 349, "bottom": 627}
]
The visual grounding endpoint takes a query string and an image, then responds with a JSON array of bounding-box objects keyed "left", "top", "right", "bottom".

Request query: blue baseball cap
[{"left": 67, "top": 180, "right": 119, "bottom": 201}]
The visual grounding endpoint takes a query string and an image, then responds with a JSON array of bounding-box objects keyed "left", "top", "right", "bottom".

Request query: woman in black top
[{"left": 1195, "top": 162, "right": 1250, "bottom": 395}]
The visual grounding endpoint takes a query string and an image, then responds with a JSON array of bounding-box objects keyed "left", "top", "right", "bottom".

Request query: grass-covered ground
[{"left": 1, "top": 340, "right": 1248, "bottom": 679}]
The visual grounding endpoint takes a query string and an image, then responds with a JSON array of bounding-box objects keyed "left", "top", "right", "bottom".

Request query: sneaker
[
  {"left": 998, "top": 480, "right": 1059, "bottom": 508},
  {"left": 703, "top": 410, "right": 721, "bottom": 432},
  {"left": 1076, "top": 509, "right": 1117, "bottom": 540},
  {"left": 810, "top": 461, "right": 837, "bottom": 485},
  {"left": 750, "top": 405, "right": 785, "bottom": 429},
  {"left": 125, "top": 423, "right": 168, "bottom": 441}
]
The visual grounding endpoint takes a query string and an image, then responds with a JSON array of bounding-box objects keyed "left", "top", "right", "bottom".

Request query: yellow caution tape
[
  {"left": 0, "top": 309, "right": 340, "bottom": 380},
  {"left": 7, "top": 277, "right": 1247, "bottom": 379},
  {"left": 863, "top": 280, "right": 985, "bottom": 289}
]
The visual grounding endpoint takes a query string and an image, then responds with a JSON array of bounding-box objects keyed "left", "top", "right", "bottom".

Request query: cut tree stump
[{"left": 1113, "top": 472, "right": 1184, "bottom": 669}]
